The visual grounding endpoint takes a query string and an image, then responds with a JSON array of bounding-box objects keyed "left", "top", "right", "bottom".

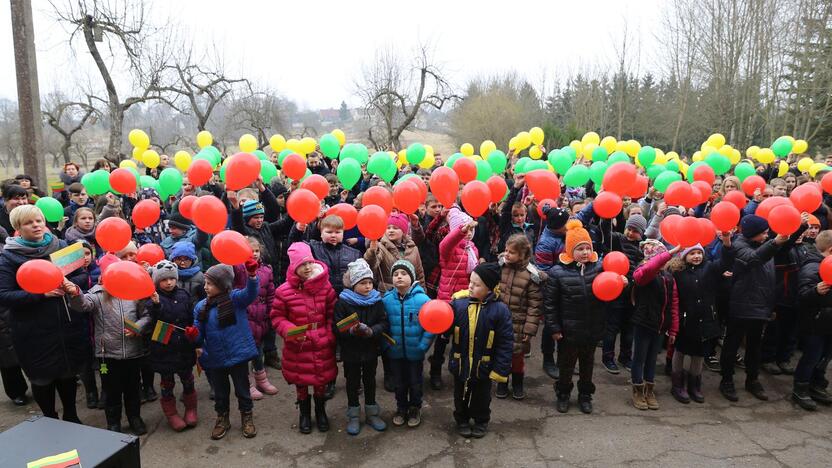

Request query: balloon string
[{"left": 62, "top": 296, "right": 71, "bottom": 322}]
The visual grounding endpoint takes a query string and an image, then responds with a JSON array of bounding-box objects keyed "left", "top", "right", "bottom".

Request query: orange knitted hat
[{"left": 558, "top": 219, "right": 598, "bottom": 264}]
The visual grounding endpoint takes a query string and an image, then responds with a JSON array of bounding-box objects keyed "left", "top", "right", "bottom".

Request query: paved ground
[{"left": 1, "top": 341, "right": 831, "bottom": 467}]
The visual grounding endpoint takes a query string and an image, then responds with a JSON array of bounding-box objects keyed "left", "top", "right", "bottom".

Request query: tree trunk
[{"left": 82, "top": 15, "right": 123, "bottom": 161}]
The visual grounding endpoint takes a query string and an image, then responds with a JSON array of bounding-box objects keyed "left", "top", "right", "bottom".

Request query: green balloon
[
  {"left": 487, "top": 150, "right": 507, "bottom": 174},
  {"left": 771, "top": 137, "right": 793, "bottom": 158},
  {"left": 203, "top": 146, "right": 222, "bottom": 167},
  {"left": 734, "top": 162, "right": 756, "bottom": 182},
  {"left": 514, "top": 157, "right": 531, "bottom": 174},
  {"left": 319, "top": 134, "right": 341, "bottom": 159},
  {"left": 340, "top": 143, "right": 369, "bottom": 164},
  {"left": 562, "top": 146, "right": 577, "bottom": 160},
  {"left": 527, "top": 160, "right": 549, "bottom": 172},
  {"left": 278, "top": 149, "right": 294, "bottom": 166},
  {"left": 139, "top": 175, "right": 160, "bottom": 193},
  {"left": 638, "top": 146, "right": 656, "bottom": 167},
  {"left": 646, "top": 165, "right": 666, "bottom": 180},
  {"left": 127, "top": 167, "right": 140, "bottom": 183},
  {"left": 396, "top": 174, "right": 417, "bottom": 185},
  {"left": 654, "top": 171, "right": 682, "bottom": 192},
  {"left": 406, "top": 143, "right": 426, "bottom": 165},
  {"left": 608, "top": 152, "right": 631, "bottom": 166},
  {"left": 253, "top": 150, "right": 268, "bottom": 161},
  {"left": 159, "top": 168, "right": 183, "bottom": 198},
  {"left": 564, "top": 165, "right": 590, "bottom": 187},
  {"left": 685, "top": 161, "right": 706, "bottom": 182},
  {"left": 549, "top": 149, "right": 574, "bottom": 175},
  {"left": 83, "top": 169, "right": 111, "bottom": 196},
  {"left": 368, "top": 152, "right": 393, "bottom": 176},
  {"left": 35, "top": 197, "right": 64, "bottom": 222},
  {"left": 475, "top": 159, "right": 493, "bottom": 182},
  {"left": 705, "top": 153, "right": 731, "bottom": 175},
  {"left": 260, "top": 160, "right": 278, "bottom": 183},
  {"left": 445, "top": 153, "right": 463, "bottom": 168},
  {"left": 589, "top": 161, "right": 608, "bottom": 186},
  {"left": 591, "top": 146, "right": 609, "bottom": 162},
  {"left": 665, "top": 160, "right": 681, "bottom": 173},
  {"left": 337, "top": 158, "right": 362, "bottom": 190},
  {"left": 380, "top": 163, "right": 397, "bottom": 183}
]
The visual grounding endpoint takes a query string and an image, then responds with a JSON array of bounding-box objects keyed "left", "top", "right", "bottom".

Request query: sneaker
[
  {"left": 392, "top": 410, "right": 407, "bottom": 427},
  {"left": 761, "top": 362, "right": 782, "bottom": 375},
  {"left": 457, "top": 422, "right": 472, "bottom": 438},
  {"left": 470, "top": 423, "right": 487, "bottom": 438},
  {"left": 735, "top": 355, "right": 745, "bottom": 369},
  {"left": 602, "top": 358, "right": 620, "bottom": 375},
  {"left": 406, "top": 407, "right": 421, "bottom": 428},
  {"left": 542, "top": 361, "right": 559, "bottom": 380},
  {"left": 705, "top": 356, "right": 721, "bottom": 373},
  {"left": 777, "top": 361, "right": 795, "bottom": 375},
  {"left": 745, "top": 380, "right": 769, "bottom": 401}
]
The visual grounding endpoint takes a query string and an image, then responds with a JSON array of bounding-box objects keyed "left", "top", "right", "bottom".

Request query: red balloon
[
  {"left": 769, "top": 204, "right": 801, "bottom": 235},
  {"left": 593, "top": 192, "right": 623, "bottom": 218},
  {"left": 486, "top": 176, "right": 508, "bottom": 204},
  {"left": 602, "top": 163, "right": 637, "bottom": 196},
  {"left": 820, "top": 256, "right": 832, "bottom": 284},
  {"left": 363, "top": 186, "right": 393, "bottom": 215},
  {"left": 536, "top": 199, "right": 557, "bottom": 219},
  {"left": 96, "top": 217, "right": 132, "bottom": 253},
  {"left": 286, "top": 189, "right": 320, "bottom": 224},
  {"left": 697, "top": 218, "right": 716, "bottom": 246},
  {"left": 281, "top": 153, "right": 306, "bottom": 181},
  {"left": 109, "top": 168, "right": 137, "bottom": 194},
  {"left": 301, "top": 174, "right": 329, "bottom": 200},
  {"left": 393, "top": 180, "right": 421, "bottom": 215},
  {"left": 693, "top": 165, "right": 716, "bottom": 185},
  {"left": 710, "top": 201, "right": 740, "bottom": 232},
  {"left": 660, "top": 214, "right": 683, "bottom": 246},
  {"left": 722, "top": 190, "right": 748, "bottom": 209},
  {"left": 418, "top": 300, "right": 454, "bottom": 334},
  {"left": 188, "top": 159, "right": 214, "bottom": 186},
  {"left": 224, "top": 152, "right": 260, "bottom": 191},
  {"left": 822, "top": 172, "right": 832, "bottom": 195},
  {"left": 192, "top": 195, "right": 228, "bottom": 235},
  {"left": 102, "top": 260, "right": 155, "bottom": 300},
  {"left": 742, "top": 175, "right": 766, "bottom": 197},
  {"left": 325, "top": 203, "right": 358, "bottom": 230},
  {"left": 790, "top": 184, "right": 822, "bottom": 213},
  {"left": 676, "top": 216, "right": 704, "bottom": 247},
  {"left": 178, "top": 195, "right": 197, "bottom": 220},
  {"left": 461, "top": 181, "right": 491, "bottom": 217},
  {"left": 132, "top": 199, "right": 161, "bottom": 230},
  {"left": 407, "top": 176, "right": 428, "bottom": 202},
  {"left": 136, "top": 244, "right": 165, "bottom": 266},
  {"left": 211, "top": 230, "right": 254, "bottom": 265},
  {"left": 664, "top": 181, "right": 696, "bottom": 208},
  {"left": 602, "top": 251, "right": 630, "bottom": 276},
  {"left": 592, "top": 271, "right": 625, "bottom": 302},
  {"left": 691, "top": 181, "right": 713, "bottom": 206},
  {"left": 16, "top": 259, "right": 63, "bottom": 294},
  {"left": 357, "top": 205, "right": 387, "bottom": 240},
  {"left": 429, "top": 166, "right": 460, "bottom": 208},
  {"left": 756, "top": 196, "right": 791, "bottom": 220},
  {"left": 626, "top": 175, "right": 649, "bottom": 199},
  {"left": 525, "top": 170, "right": 559, "bottom": 201},
  {"left": 452, "top": 158, "right": 477, "bottom": 184}
]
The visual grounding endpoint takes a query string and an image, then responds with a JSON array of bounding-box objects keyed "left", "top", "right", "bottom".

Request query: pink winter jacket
[{"left": 438, "top": 226, "right": 478, "bottom": 301}]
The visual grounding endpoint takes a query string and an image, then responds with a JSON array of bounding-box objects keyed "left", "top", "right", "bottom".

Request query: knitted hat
[
  {"left": 242, "top": 200, "right": 265, "bottom": 220},
  {"left": 741, "top": 214, "right": 769, "bottom": 239},
  {"left": 97, "top": 254, "right": 121, "bottom": 276},
  {"left": 640, "top": 239, "right": 668, "bottom": 260},
  {"left": 387, "top": 213, "right": 410, "bottom": 235},
  {"left": 169, "top": 240, "right": 197, "bottom": 262},
  {"left": 473, "top": 262, "right": 501, "bottom": 291},
  {"left": 167, "top": 213, "right": 192, "bottom": 231},
  {"left": 625, "top": 214, "right": 648, "bottom": 235},
  {"left": 344, "top": 258, "right": 374, "bottom": 289},
  {"left": 391, "top": 259, "right": 416, "bottom": 283},
  {"left": 559, "top": 219, "right": 597, "bottom": 264},
  {"left": 205, "top": 264, "right": 234, "bottom": 292},
  {"left": 448, "top": 206, "right": 473, "bottom": 232},
  {"left": 139, "top": 187, "right": 160, "bottom": 201},
  {"left": 808, "top": 214, "right": 821, "bottom": 226},
  {"left": 680, "top": 244, "right": 704, "bottom": 259},
  {"left": 543, "top": 204, "right": 570, "bottom": 230},
  {"left": 116, "top": 241, "right": 137, "bottom": 259},
  {"left": 287, "top": 242, "right": 315, "bottom": 274},
  {"left": 152, "top": 260, "right": 179, "bottom": 285},
  {"left": 662, "top": 206, "right": 683, "bottom": 217}
]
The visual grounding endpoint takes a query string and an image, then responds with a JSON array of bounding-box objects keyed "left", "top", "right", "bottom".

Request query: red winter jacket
[
  {"left": 632, "top": 251, "right": 680, "bottom": 337},
  {"left": 233, "top": 262, "right": 274, "bottom": 346},
  {"left": 438, "top": 226, "right": 479, "bottom": 301},
  {"left": 270, "top": 260, "right": 337, "bottom": 386}
]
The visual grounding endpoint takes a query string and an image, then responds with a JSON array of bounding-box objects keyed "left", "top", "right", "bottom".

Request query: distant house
[{"left": 318, "top": 109, "right": 340, "bottom": 126}]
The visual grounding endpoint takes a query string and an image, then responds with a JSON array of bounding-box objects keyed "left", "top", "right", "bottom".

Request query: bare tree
[
  {"left": 0, "top": 99, "right": 22, "bottom": 170},
  {"left": 227, "top": 84, "right": 292, "bottom": 149},
  {"left": 42, "top": 92, "right": 99, "bottom": 164}
]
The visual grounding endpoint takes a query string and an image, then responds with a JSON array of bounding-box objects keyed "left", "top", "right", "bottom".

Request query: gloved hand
[
  {"left": 184, "top": 326, "right": 199, "bottom": 342},
  {"left": 245, "top": 257, "right": 258, "bottom": 276}
]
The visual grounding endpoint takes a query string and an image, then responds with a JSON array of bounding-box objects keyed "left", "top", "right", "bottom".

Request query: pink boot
[
  {"left": 182, "top": 390, "right": 198, "bottom": 428},
  {"left": 249, "top": 374, "right": 264, "bottom": 400},
  {"left": 253, "top": 369, "right": 278, "bottom": 395},
  {"left": 160, "top": 396, "right": 186, "bottom": 432}
]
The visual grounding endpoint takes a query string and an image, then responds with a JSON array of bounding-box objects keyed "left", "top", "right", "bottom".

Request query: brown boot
[
  {"left": 210, "top": 412, "right": 230, "bottom": 440},
  {"left": 644, "top": 382, "right": 659, "bottom": 410},
  {"left": 632, "top": 384, "right": 648, "bottom": 410},
  {"left": 241, "top": 411, "right": 257, "bottom": 438}
]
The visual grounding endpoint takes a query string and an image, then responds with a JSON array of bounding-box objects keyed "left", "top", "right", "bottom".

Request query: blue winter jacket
[
  {"left": 382, "top": 284, "right": 434, "bottom": 361},
  {"left": 192, "top": 277, "right": 259, "bottom": 369},
  {"left": 534, "top": 228, "right": 566, "bottom": 273}
]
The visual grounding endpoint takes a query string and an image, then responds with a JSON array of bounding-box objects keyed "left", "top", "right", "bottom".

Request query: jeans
[
  {"left": 344, "top": 360, "right": 378, "bottom": 407},
  {"left": 390, "top": 358, "right": 424, "bottom": 411},
  {"left": 721, "top": 318, "right": 765, "bottom": 383},
  {"left": 208, "top": 362, "right": 252, "bottom": 413},
  {"left": 761, "top": 306, "right": 798, "bottom": 364},
  {"left": 102, "top": 357, "right": 142, "bottom": 418},
  {"left": 556, "top": 342, "right": 596, "bottom": 395},
  {"left": 453, "top": 377, "right": 491, "bottom": 425},
  {"left": 631, "top": 325, "right": 662, "bottom": 385},
  {"left": 794, "top": 335, "right": 832, "bottom": 385},
  {"left": 603, "top": 302, "right": 634, "bottom": 363},
  {"left": 0, "top": 365, "right": 28, "bottom": 400}
]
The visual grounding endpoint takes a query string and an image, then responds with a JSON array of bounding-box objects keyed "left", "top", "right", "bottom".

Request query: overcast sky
[{"left": 1, "top": 0, "right": 664, "bottom": 110}]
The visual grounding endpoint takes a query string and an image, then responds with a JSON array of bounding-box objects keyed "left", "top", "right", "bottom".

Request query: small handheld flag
[
  {"left": 151, "top": 321, "right": 175, "bottom": 344},
  {"left": 27, "top": 448, "right": 81, "bottom": 468},
  {"left": 123, "top": 319, "right": 141, "bottom": 336},
  {"left": 286, "top": 324, "right": 309, "bottom": 341},
  {"left": 382, "top": 332, "right": 396, "bottom": 346},
  {"left": 50, "top": 242, "right": 85, "bottom": 275},
  {"left": 336, "top": 313, "right": 359, "bottom": 333}
]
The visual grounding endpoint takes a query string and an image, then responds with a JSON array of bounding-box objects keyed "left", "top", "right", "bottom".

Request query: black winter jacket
[
  {"left": 308, "top": 240, "right": 362, "bottom": 295},
  {"left": 147, "top": 287, "right": 196, "bottom": 374},
  {"left": 543, "top": 260, "right": 607, "bottom": 346},
  {"left": 333, "top": 297, "right": 388, "bottom": 363},
  {"left": 797, "top": 249, "right": 832, "bottom": 335},
  {"left": 729, "top": 236, "right": 783, "bottom": 320},
  {"left": 774, "top": 225, "right": 809, "bottom": 308}
]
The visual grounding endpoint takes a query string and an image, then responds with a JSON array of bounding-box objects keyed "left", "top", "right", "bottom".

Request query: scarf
[
  {"left": 178, "top": 264, "right": 201, "bottom": 280},
  {"left": 4, "top": 233, "right": 60, "bottom": 258},
  {"left": 200, "top": 291, "right": 235, "bottom": 328},
  {"left": 65, "top": 225, "right": 96, "bottom": 245},
  {"left": 339, "top": 288, "right": 381, "bottom": 307}
]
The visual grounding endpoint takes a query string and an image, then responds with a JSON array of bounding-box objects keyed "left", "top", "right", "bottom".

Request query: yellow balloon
[
  {"left": 547, "top": 162, "right": 555, "bottom": 173},
  {"left": 196, "top": 130, "right": 213, "bottom": 149},
  {"left": 666, "top": 151, "right": 679, "bottom": 161},
  {"left": 625, "top": 140, "right": 641, "bottom": 157},
  {"left": 692, "top": 151, "right": 704, "bottom": 162},
  {"left": 286, "top": 138, "right": 304, "bottom": 155},
  {"left": 581, "top": 132, "right": 600, "bottom": 146},
  {"left": 425, "top": 144, "right": 434, "bottom": 159},
  {"left": 174, "top": 151, "right": 192, "bottom": 171},
  {"left": 600, "top": 136, "right": 617, "bottom": 154},
  {"left": 701, "top": 145, "right": 717, "bottom": 156},
  {"left": 132, "top": 146, "right": 144, "bottom": 162},
  {"left": 654, "top": 149, "right": 667, "bottom": 165},
  {"left": 810, "top": 162, "right": 826, "bottom": 177},
  {"left": 615, "top": 140, "right": 628, "bottom": 153},
  {"left": 480, "top": 140, "right": 496, "bottom": 158},
  {"left": 680, "top": 162, "right": 690, "bottom": 177},
  {"left": 529, "top": 127, "right": 545, "bottom": 146},
  {"left": 300, "top": 137, "right": 317, "bottom": 155},
  {"left": 239, "top": 134, "right": 258, "bottom": 153},
  {"left": 516, "top": 132, "right": 532, "bottom": 150},
  {"left": 142, "top": 150, "right": 160, "bottom": 169},
  {"left": 119, "top": 159, "right": 137, "bottom": 170},
  {"left": 398, "top": 149, "right": 407, "bottom": 161},
  {"left": 470, "top": 155, "right": 483, "bottom": 161},
  {"left": 331, "top": 129, "right": 346, "bottom": 146},
  {"left": 570, "top": 140, "right": 583, "bottom": 157},
  {"left": 728, "top": 149, "right": 741, "bottom": 165},
  {"left": 529, "top": 146, "right": 543, "bottom": 160},
  {"left": 460, "top": 143, "right": 474, "bottom": 157},
  {"left": 793, "top": 139, "right": 808, "bottom": 154},
  {"left": 707, "top": 133, "right": 726, "bottom": 148},
  {"left": 582, "top": 143, "right": 598, "bottom": 161},
  {"left": 778, "top": 160, "right": 789, "bottom": 177},
  {"left": 508, "top": 137, "right": 519, "bottom": 151},
  {"left": 798, "top": 157, "right": 814, "bottom": 173},
  {"left": 269, "top": 134, "right": 286, "bottom": 152},
  {"left": 756, "top": 148, "right": 775, "bottom": 164},
  {"left": 128, "top": 129, "right": 150, "bottom": 149},
  {"left": 746, "top": 145, "right": 760, "bottom": 158},
  {"left": 418, "top": 154, "right": 435, "bottom": 169},
  {"left": 717, "top": 144, "right": 733, "bottom": 157}
]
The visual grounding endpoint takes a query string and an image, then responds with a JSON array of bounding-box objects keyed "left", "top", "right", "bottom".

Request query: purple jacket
[{"left": 233, "top": 262, "right": 275, "bottom": 346}]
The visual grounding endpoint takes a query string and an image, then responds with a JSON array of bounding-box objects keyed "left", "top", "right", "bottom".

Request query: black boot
[
  {"left": 96, "top": 390, "right": 107, "bottom": 410},
  {"left": 555, "top": 391, "right": 570, "bottom": 413},
  {"left": 313, "top": 395, "right": 329, "bottom": 432},
  {"left": 511, "top": 373, "right": 526, "bottom": 400},
  {"left": 809, "top": 384, "right": 832, "bottom": 405},
  {"left": 429, "top": 364, "right": 442, "bottom": 390},
  {"left": 720, "top": 379, "right": 739, "bottom": 402},
  {"left": 105, "top": 406, "right": 122, "bottom": 433},
  {"left": 384, "top": 373, "right": 395, "bottom": 393},
  {"left": 263, "top": 350, "right": 282, "bottom": 370},
  {"left": 792, "top": 383, "right": 817, "bottom": 411},
  {"left": 128, "top": 415, "right": 147, "bottom": 435},
  {"left": 297, "top": 398, "right": 312, "bottom": 434},
  {"left": 324, "top": 381, "right": 335, "bottom": 400},
  {"left": 543, "top": 359, "right": 559, "bottom": 380},
  {"left": 495, "top": 382, "right": 509, "bottom": 399},
  {"left": 578, "top": 394, "right": 593, "bottom": 414},
  {"left": 86, "top": 391, "right": 99, "bottom": 409}
]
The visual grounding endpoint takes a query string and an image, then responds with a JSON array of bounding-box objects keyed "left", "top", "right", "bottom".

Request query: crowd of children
[{"left": 0, "top": 146, "right": 831, "bottom": 444}]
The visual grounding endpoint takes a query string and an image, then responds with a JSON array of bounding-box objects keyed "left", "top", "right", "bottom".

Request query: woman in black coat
[{"left": 0, "top": 205, "right": 88, "bottom": 422}]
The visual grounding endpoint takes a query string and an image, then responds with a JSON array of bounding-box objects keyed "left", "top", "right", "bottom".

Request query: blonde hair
[
  {"left": 73, "top": 207, "right": 95, "bottom": 226},
  {"left": 9, "top": 205, "right": 43, "bottom": 231},
  {"left": 816, "top": 230, "right": 832, "bottom": 253}
]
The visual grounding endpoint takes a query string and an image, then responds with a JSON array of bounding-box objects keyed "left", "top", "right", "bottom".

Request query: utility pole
[{"left": 10, "top": 0, "right": 46, "bottom": 187}]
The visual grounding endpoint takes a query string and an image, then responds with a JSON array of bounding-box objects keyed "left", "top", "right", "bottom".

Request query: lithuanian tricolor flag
[
  {"left": 336, "top": 313, "right": 359, "bottom": 333},
  {"left": 287, "top": 324, "right": 309, "bottom": 341},
  {"left": 27, "top": 448, "right": 81, "bottom": 468},
  {"left": 123, "top": 319, "right": 141, "bottom": 336},
  {"left": 151, "top": 320, "right": 175, "bottom": 344},
  {"left": 50, "top": 242, "right": 85, "bottom": 275}
]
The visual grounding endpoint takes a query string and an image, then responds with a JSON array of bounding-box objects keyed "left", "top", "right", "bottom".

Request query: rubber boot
[
  {"left": 365, "top": 404, "right": 387, "bottom": 431},
  {"left": 160, "top": 395, "right": 186, "bottom": 432},
  {"left": 248, "top": 374, "right": 263, "bottom": 401},
  {"left": 253, "top": 369, "right": 278, "bottom": 395},
  {"left": 241, "top": 410, "right": 257, "bottom": 438},
  {"left": 314, "top": 395, "right": 329, "bottom": 432},
  {"left": 298, "top": 398, "right": 312, "bottom": 434},
  {"left": 792, "top": 383, "right": 817, "bottom": 411},
  {"left": 632, "top": 384, "right": 648, "bottom": 410},
  {"left": 345, "top": 406, "right": 361, "bottom": 435},
  {"left": 671, "top": 371, "right": 690, "bottom": 404},
  {"left": 511, "top": 373, "right": 526, "bottom": 400},
  {"left": 183, "top": 390, "right": 198, "bottom": 427},
  {"left": 644, "top": 382, "right": 659, "bottom": 410},
  {"left": 687, "top": 374, "right": 705, "bottom": 403}
]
